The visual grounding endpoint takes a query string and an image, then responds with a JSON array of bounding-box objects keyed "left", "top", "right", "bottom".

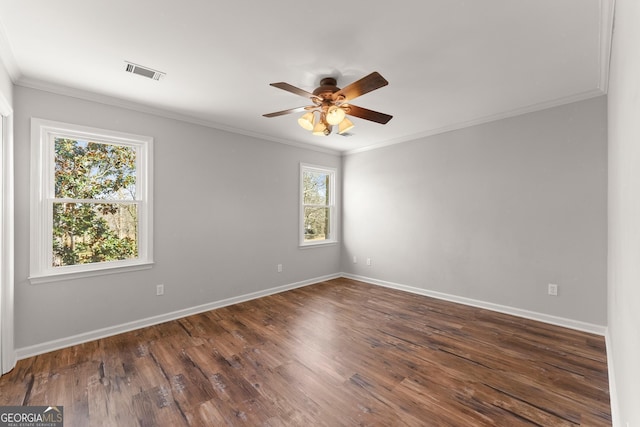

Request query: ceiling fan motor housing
[{"left": 313, "top": 77, "right": 341, "bottom": 99}]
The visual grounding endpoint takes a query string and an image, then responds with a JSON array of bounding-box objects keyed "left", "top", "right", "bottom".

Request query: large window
[
  {"left": 30, "top": 119, "right": 153, "bottom": 283},
  {"left": 300, "top": 164, "right": 336, "bottom": 246}
]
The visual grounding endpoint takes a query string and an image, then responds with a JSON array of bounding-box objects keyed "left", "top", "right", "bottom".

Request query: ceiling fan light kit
[{"left": 263, "top": 72, "right": 393, "bottom": 137}]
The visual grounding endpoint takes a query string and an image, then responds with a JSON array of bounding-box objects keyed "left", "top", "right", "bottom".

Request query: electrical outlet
[
  {"left": 277, "top": 264, "right": 282, "bottom": 273},
  {"left": 156, "top": 284, "right": 164, "bottom": 296},
  {"left": 366, "top": 258, "right": 372, "bottom": 266},
  {"left": 548, "top": 283, "right": 558, "bottom": 296},
  {"left": 353, "top": 256, "right": 357, "bottom": 264}
]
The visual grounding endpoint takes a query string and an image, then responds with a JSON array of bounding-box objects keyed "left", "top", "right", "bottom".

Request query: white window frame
[
  {"left": 300, "top": 163, "right": 337, "bottom": 247},
  {"left": 30, "top": 118, "right": 153, "bottom": 284}
]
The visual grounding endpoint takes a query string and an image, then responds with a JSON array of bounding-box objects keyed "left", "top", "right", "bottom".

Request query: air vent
[{"left": 124, "top": 61, "right": 165, "bottom": 81}]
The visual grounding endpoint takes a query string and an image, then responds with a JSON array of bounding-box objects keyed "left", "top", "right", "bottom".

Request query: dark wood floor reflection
[{"left": 0, "top": 278, "right": 611, "bottom": 426}]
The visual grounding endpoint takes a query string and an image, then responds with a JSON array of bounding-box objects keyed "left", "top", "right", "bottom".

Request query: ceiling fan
[{"left": 263, "top": 72, "right": 393, "bottom": 136}]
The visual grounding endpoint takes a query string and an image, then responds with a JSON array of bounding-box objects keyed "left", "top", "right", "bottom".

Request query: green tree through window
[
  {"left": 53, "top": 138, "right": 138, "bottom": 266},
  {"left": 303, "top": 170, "right": 329, "bottom": 241},
  {"left": 301, "top": 164, "right": 336, "bottom": 245}
]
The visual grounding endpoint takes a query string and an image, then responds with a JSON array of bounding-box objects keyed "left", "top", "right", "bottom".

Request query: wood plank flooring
[{"left": 0, "top": 278, "right": 611, "bottom": 426}]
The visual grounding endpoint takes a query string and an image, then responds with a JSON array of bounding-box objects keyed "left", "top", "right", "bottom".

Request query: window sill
[
  {"left": 29, "top": 261, "right": 154, "bottom": 285},
  {"left": 299, "top": 240, "right": 339, "bottom": 249}
]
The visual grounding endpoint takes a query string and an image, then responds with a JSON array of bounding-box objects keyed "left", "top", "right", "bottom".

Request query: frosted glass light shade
[
  {"left": 338, "top": 117, "right": 354, "bottom": 134},
  {"left": 312, "top": 121, "right": 328, "bottom": 136},
  {"left": 297, "top": 112, "right": 315, "bottom": 130},
  {"left": 326, "top": 106, "right": 346, "bottom": 125}
]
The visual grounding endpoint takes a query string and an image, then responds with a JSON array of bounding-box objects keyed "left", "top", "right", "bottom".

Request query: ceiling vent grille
[{"left": 124, "top": 62, "right": 165, "bottom": 80}]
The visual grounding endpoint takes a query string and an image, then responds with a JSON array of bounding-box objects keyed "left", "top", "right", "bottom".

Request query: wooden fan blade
[
  {"left": 333, "top": 72, "right": 389, "bottom": 101},
  {"left": 263, "top": 106, "right": 308, "bottom": 118},
  {"left": 346, "top": 104, "right": 393, "bottom": 124},
  {"left": 270, "top": 82, "right": 316, "bottom": 99}
]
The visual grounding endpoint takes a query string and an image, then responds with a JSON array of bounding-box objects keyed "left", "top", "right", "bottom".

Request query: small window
[
  {"left": 300, "top": 164, "right": 336, "bottom": 246},
  {"left": 30, "top": 118, "right": 153, "bottom": 283}
]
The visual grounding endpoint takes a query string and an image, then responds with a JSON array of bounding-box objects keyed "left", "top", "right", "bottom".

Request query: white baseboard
[
  {"left": 342, "top": 273, "right": 607, "bottom": 336},
  {"left": 15, "top": 273, "right": 341, "bottom": 360},
  {"left": 15, "top": 272, "right": 608, "bottom": 361}
]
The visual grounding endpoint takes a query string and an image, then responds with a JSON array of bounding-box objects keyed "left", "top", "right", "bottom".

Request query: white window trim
[
  {"left": 29, "top": 118, "right": 154, "bottom": 284},
  {"left": 299, "top": 163, "right": 337, "bottom": 247}
]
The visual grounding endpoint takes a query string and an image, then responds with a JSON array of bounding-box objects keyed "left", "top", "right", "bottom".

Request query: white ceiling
[{"left": 0, "top": 0, "right": 613, "bottom": 154}]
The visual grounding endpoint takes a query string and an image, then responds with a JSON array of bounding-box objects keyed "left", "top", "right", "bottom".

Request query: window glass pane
[
  {"left": 55, "top": 138, "right": 136, "bottom": 200},
  {"left": 304, "top": 206, "right": 329, "bottom": 242},
  {"left": 303, "top": 171, "right": 328, "bottom": 205},
  {"left": 53, "top": 202, "right": 138, "bottom": 266}
]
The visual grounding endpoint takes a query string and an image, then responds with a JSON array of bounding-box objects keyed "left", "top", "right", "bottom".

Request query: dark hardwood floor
[{"left": 0, "top": 278, "right": 611, "bottom": 426}]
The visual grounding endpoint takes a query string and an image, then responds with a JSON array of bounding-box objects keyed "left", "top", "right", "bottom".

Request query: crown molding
[
  {"left": 598, "top": 0, "right": 615, "bottom": 93},
  {"left": 345, "top": 0, "right": 615, "bottom": 156},
  {"left": 15, "top": 77, "right": 341, "bottom": 156},
  {"left": 15, "top": 75, "right": 607, "bottom": 159},
  {"left": 8, "top": 0, "right": 614, "bottom": 158},
  {"left": 344, "top": 88, "right": 606, "bottom": 156}
]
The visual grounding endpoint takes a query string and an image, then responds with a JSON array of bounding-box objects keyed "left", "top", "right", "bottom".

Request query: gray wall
[
  {"left": 12, "top": 85, "right": 610, "bottom": 357},
  {"left": 607, "top": 0, "right": 640, "bottom": 424},
  {"left": 13, "top": 86, "right": 341, "bottom": 349},
  {"left": 342, "top": 96, "right": 607, "bottom": 325}
]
